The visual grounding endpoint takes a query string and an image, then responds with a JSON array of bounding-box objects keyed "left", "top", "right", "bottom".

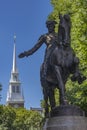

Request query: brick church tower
[{"left": 6, "top": 35, "right": 24, "bottom": 108}]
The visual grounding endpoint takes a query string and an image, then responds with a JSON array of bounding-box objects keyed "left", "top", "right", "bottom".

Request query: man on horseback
[{"left": 18, "top": 15, "right": 86, "bottom": 117}]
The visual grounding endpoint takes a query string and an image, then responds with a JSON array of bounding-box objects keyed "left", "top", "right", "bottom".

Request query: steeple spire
[
  {"left": 6, "top": 35, "right": 24, "bottom": 108},
  {"left": 12, "top": 34, "right": 17, "bottom": 73}
]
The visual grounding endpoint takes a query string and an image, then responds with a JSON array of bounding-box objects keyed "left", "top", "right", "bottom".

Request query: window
[
  {"left": 12, "top": 86, "right": 20, "bottom": 93},
  {"left": 14, "top": 75, "right": 17, "bottom": 81}
]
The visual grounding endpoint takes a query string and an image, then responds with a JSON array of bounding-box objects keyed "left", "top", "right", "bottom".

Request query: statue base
[{"left": 43, "top": 105, "right": 87, "bottom": 130}]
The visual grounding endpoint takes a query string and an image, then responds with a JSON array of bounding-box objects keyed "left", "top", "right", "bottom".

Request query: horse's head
[{"left": 58, "top": 14, "right": 71, "bottom": 47}]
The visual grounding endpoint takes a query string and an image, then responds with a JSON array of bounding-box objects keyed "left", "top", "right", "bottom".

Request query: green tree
[
  {"left": 13, "top": 108, "right": 43, "bottom": 130},
  {"left": 0, "top": 106, "right": 16, "bottom": 130},
  {"left": 13, "top": 108, "right": 31, "bottom": 130},
  {"left": 0, "top": 106, "right": 43, "bottom": 130},
  {"left": 26, "top": 110, "right": 42, "bottom": 130}
]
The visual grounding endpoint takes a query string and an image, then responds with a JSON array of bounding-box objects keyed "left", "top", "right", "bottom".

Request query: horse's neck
[{"left": 58, "top": 16, "right": 71, "bottom": 46}]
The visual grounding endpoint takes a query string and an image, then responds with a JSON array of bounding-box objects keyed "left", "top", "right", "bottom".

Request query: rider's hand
[{"left": 18, "top": 51, "right": 28, "bottom": 58}]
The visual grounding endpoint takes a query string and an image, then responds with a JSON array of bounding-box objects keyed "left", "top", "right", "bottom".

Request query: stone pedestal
[{"left": 43, "top": 105, "right": 87, "bottom": 130}]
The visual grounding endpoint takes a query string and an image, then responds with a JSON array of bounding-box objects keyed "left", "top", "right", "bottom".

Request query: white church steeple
[{"left": 6, "top": 35, "right": 24, "bottom": 108}]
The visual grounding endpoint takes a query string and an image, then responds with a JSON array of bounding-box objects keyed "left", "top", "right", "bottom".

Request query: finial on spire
[{"left": 14, "top": 34, "right": 16, "bottom": 43}]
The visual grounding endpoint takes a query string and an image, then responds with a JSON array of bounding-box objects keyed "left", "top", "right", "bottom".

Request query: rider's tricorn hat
[{"left": 46, "top": 20, "right": 57, "bottom": 26}]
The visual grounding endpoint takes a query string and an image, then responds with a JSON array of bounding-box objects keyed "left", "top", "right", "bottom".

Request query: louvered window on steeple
[
  {"left": 12, "top": 86, "right": 20, "bottom": 93},
  {"left": 14, "top": 75, "right": 17, "bottom": 81}
]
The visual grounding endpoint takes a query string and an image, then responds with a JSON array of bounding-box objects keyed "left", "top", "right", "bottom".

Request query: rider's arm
[{"left": 24, "top": 35, "right": 45, "bottom": 56}]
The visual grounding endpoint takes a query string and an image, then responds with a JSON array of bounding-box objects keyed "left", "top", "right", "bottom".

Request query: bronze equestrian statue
[{"left": 18, "top": 14, "right": 86, "bottom": 117}]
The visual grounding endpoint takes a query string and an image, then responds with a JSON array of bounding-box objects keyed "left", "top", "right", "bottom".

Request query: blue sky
[{"left": 0, "top": 0, "right": 53, "bottom": 109}]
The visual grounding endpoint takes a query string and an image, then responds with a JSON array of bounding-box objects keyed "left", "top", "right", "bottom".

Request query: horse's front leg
[
  {"left": 43, "top": 87, "right": 49, "bottom": 117},
  {"left": 54, "top": 65, "right": 66, "bottom": 105},
  {"left": 48, "top": 86, "right": 56, "bottom": 110}
]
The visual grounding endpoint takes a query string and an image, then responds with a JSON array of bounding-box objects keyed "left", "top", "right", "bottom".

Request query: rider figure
[{"left": 19, "top": 20, "right": 58, "bottom": 77}]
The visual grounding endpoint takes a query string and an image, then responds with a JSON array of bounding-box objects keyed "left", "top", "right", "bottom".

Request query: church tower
[{"left": 6, "top": 35, "right": 24, "bottom": 108}]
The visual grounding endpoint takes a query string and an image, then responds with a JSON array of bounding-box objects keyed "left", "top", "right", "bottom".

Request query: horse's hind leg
[{"left": 54, "top": 65, "right": 66, "bottom": 105}]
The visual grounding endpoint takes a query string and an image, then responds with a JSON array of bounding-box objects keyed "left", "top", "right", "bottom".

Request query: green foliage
[
  {"left": 40, "top": 100, "right": 46, "bottom": 109},
  {"left": 13, "top": 108, "right": 29, "bottom": 130},
  {"left": 0, "top": 106, "right": 16, "bottom": 130},
  {"left": 66, "top": 79, "right": 87, "bottom": 112},
  {"left": 0, "top": 106, "right": 43, "bottom": 130},
  {"left": 13, "top": 108, "right": 42, "bottom": 130},
  {"left": 49, "top": 0, "right": 87, "bottom": 113},
  {"left": 54, "top": 88, "right": 60, "bottom": 106}
]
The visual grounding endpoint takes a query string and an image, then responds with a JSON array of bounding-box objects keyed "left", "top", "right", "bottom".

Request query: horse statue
[
  {"left": 40, "top": 14, "right": 86, "bottom": 117},
  {"left": 18, "top": 14, "right": 86, "bottom": 117}
]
